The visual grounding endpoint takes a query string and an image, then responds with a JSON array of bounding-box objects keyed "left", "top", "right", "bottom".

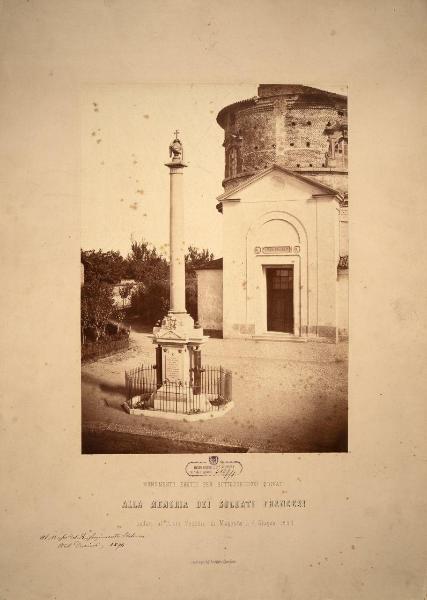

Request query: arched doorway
[{"left": 246, "top": 212, "right": 308, "bottom": 337}]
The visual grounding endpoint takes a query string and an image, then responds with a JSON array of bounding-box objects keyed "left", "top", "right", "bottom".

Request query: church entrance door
[{"left": 266, "top": 266, "right": 294, "bottom": 333}]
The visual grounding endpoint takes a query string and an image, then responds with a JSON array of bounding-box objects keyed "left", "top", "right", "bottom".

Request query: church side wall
[
  {"left": 195, "top": 270, "right": 223, "bottom": 333},
  {"left": 315, "top": 200, "right": 339, "bottom": 338},
  {"left": 222, "top": 203, "right": 250, "bottom": 337},
  {"left": 339, "top": 206, "right": 349, "bottom": 256}
]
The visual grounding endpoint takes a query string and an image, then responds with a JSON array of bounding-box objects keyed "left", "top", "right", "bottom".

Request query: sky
[{"left": 81, "top": 83, "right": 347, "bottom": 259}]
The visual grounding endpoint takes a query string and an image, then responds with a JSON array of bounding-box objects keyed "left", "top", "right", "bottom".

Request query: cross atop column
[{"left": 174, "top": 129, "right": 180, "bottom": 139}]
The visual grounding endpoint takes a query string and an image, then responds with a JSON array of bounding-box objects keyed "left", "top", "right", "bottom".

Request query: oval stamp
[{"left": 186, "top": 456, "right": 243, "bottom": 480}]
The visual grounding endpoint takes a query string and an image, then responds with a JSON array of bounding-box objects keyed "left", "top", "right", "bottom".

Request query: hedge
[{"left": 81, "top": 334, "right": 130, "bottom": 362}]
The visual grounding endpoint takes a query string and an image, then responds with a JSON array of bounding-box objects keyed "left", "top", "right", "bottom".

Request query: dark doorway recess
[{"left": 267, "top": 266, "right": 294, "bottom": 333}]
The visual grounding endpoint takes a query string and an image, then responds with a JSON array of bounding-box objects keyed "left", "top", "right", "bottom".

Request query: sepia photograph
[
  {"left": 2, "top": 1, "right": 427, "bottom": 598},
  {"left": 81, "top": 83, "right": 349, "bottom": 454}
]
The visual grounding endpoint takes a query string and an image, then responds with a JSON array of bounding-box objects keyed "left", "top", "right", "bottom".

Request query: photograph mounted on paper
[{"left": 80, "top": 83, "right": 348, "bottom": 454}]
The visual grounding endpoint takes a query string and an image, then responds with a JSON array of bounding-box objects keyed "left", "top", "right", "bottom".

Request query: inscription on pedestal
[{"left": 164, "top": 347, "right": 184, "bottom": 383}]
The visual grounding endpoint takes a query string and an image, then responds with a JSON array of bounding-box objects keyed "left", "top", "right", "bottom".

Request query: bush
[
  {"left": 185, "top": 274, "right": 198, "bottom": 321},
  {"left": 105, "top": 319, "right": 130, "bottom": 337},
  {"left": 130, "top": 278, "right": 169, "bottom": 324},
  {"left": 130, "top": 275, "right": 198, "bottom": 324},
  {"left": 81, "top": 280, "right": 122, "bottom": 342}
]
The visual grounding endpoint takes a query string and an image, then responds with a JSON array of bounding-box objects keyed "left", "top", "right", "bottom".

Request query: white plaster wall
[
  {"left": 339, "top": 207, "right": 349, "bottom": 255},
  {"left": 221, "top": 169, "right": 340, "bottom": 339},
  {"left": 196, "top": 269, "right": 223, "bottom": 331},
  {"left": 337, "top": 270, "right": 349, "bottom": 338},
  {"left": 223, "top": 202, "right": 248, "bottom": 336},
  {"left": 315, "top": 200, "right": 339, "bottom": 336}
]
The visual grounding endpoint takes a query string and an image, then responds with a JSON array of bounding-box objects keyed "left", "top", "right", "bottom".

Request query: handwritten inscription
[
  {"left": 40, "top": 531, "right": 144, "bottom": 550},
  {"left": 39, "top": 519, "right": 296, "bottom": 551}
]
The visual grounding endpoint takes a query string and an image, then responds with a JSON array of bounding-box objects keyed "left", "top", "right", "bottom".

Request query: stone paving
[{"left": 82, "top": 330, "right": 348, "bottom": 453}]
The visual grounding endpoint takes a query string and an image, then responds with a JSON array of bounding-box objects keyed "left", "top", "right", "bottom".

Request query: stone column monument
[
  {"left": 151, "top": 132, "right": 205, "bottom": 410},
  {"left": 168, "top": 131, "right": 186, "bottom": 314}
]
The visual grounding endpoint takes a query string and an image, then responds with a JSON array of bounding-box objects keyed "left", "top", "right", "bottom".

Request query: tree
[
  {"left": 185, "top": 246, "right": 215, "bottom": 271},
  {"left": 81, "top": 249, "right": 125, "bottom": 285},
  {"left": 80, "top": 241, "right": 215, "bottom": 327},
  {"left": 127, "top": 240, "right": 159, "bottom": 263},
  {"left": 118, "top": 283, "right": 134, "bottom": 308},
  {"left": 130, "top": 280, "right": 169, "bottom": 324},
  {"left": 81, "top": 280, "right": 117, "bottom": 341},
  {"left": 125, "top": 240, "right": 168, "bottom": 282},
  {"left": 125, "top": 239, "right": 170, "bottom": 322}
]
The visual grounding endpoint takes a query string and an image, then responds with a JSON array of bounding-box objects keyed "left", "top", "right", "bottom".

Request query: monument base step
[
  {"left": 252, "top": 333, "right": 307, "bottom": 342},
  {"left": 152, "top": 390, "right": 214, "bottom": 413},
  {"left": 122, "top": 401, "right": 234, "bottom": 421}
]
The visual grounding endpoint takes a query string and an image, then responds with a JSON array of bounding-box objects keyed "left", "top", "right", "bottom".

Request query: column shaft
[{"left": 169, "top": 169, "right": 186, "bottom": 313}]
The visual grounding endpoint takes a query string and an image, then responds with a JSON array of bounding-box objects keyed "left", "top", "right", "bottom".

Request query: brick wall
[{"left": 219, "top": 85, "right": 347, "bottom": 195}]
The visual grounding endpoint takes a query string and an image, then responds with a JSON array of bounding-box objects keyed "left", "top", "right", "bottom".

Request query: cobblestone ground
[{"left": 82, "top": 328, "right": 348, "bottom": 453}]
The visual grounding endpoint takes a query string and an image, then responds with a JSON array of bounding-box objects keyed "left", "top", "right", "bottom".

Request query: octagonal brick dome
[{"left": 217, "top": 84, "right": 348, "bottom": 194}]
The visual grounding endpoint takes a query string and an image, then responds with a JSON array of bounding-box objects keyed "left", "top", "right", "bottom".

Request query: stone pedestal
[
  {"left": 152, "top": 312, "right": 206, "bottom": 409},
  {"left": 153, "top": 312, "right": 205, "bottom": 379}
]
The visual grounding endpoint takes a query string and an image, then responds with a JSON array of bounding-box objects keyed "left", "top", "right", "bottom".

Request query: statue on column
[{"left": 169, "top": 130, "right": 184, "bottom": 162}]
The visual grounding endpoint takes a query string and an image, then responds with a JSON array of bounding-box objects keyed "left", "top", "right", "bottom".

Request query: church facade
[{"left": 196, "top": 85, "right": 348, "bottom": 342}]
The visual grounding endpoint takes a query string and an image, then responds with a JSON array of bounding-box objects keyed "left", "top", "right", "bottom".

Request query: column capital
[{"left": 164, "top": 160, "right": 187, "bottom": 171}]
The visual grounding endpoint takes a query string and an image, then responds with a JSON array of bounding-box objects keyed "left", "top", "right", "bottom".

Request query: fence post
[
  {"left": 193, "top": 347, "right": 201, "bottom": 395},
  {"left": 219, "top": 366, "right": 224, "bottom": 402},
  {"left": 225, "top": 370, "right": 232, "bottom": 403},
  {"left": 156, "top": 345, "right": 163, "bottom": 389}
]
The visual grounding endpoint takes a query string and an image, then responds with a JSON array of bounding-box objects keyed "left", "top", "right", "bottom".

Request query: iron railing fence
[
  {"left": 125, "top": 364, "right": 232, "bottom": 414},
  {"left": 125, "top": 364, "right": 157, "bottom": 403}
]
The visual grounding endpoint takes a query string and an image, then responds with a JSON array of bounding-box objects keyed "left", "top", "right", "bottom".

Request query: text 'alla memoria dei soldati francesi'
[{"left": 196, "top": 84, "right": 348, "bottom": 342}]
